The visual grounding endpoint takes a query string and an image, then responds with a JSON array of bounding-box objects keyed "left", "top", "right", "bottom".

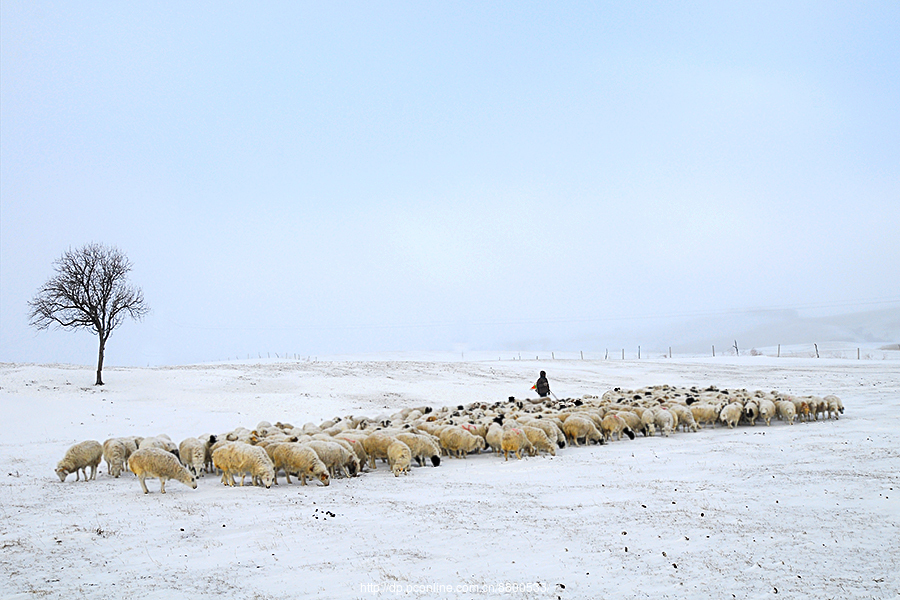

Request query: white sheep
[
  {"left": 485, "top": 422, "right": 505, "bottom": 454},
  {"left": 271, "top": 443, "right": 330, "bottom": 486},
  {"left": 394, "top": 432, "right": 441, "bottom": 467},
  {"left": 775, "top": 400, "right": 796, "bottom": 425},
  {"left": 138, "top": 435, "right": 179, "bottom": 457},
  {"left": 652, "top": 408, "right": 675, "bottom": 437},
  {"left": 56, "top": 440, "right": 103, "bottom": 482},
  {"left": 439, "top": 427, "right": 486, "bottom": 458},
  {"left": 102, "top": 438, "right": 128, "bottom": 478},
  {"left": 757, "top": 398, "right": 777, "bottom": 426},
  {"left": 600, "top": 414, "right": 635, "bottom": 442},
  {"left": 519, "top": 425, "right": 556, "bottom": 456},
  {"left": 305, "top": 440, "right": 359, "bottom": 479},
  {"left": 639, "top": 410, "right": 657, "bottom": 436},
  {"left": 500, "top": 427, "right": 533, "bottom": 461},
  {"left": 387, "top": 440, "right": 412, "bottom": 476},
  {"left": 561, "top": 415, "right": 604, "bottom": 446},
  {"left": 824, "top": 394, "right": 844, "bottom": 419},
  {"left": 128, "top": 448, "right": 197, "bottom": 494},
  {"left": 212, "top": 442, "right": 275, "bottom": 488},
  {"left": 668, "top": 405, "right": 698, "bottom": 432},
  {"left": 361, "top": 432, "right": 399, "bottom": 469},
  {"left": 690, "top": 404, "right": 720, "bottom": 428},
  {"left": 719, "top": 403, "right": 743, "bottom": 429},
  {"left": 178, "top": 437, "right": 207, "bottom": 477}
]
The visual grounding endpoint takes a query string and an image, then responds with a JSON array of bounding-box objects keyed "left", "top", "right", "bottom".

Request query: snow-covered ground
[{"left": 1, "top": 351, "right": 898, "bottom": 599}]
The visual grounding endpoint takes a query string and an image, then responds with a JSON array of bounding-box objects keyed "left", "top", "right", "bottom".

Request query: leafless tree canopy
[{"left": 28, "top": 243, "right": 149, "bottom": 384}]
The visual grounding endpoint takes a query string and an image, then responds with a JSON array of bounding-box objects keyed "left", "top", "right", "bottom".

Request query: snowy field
[{"left": 1, "top": 351, "right": 898, "bottom": 600}]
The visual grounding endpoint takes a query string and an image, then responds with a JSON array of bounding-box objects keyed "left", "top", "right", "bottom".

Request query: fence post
[
  {"left": 712, "top": 345, "right": 715, "bottom": 357},
  {"left": 777, "top": 344, "right": 780, "bottom": 358},
  {"left": 638, "top": 345, "right": 641, "bottom": 359},
  {"left": 814, "top": 343, "right": 819, "bottom": 358}
]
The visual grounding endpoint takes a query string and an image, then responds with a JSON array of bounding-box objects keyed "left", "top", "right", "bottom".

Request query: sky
[{"left": 2, "top": 2, "right": 899, "bottom": 366}]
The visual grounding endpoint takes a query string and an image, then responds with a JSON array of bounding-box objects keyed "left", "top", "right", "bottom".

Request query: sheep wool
[
  {"left": 178, "top": 437, "right": 208, "bottom": 477},
  {"left": 102, "top": 438, "right": 128, "bottom": 478},
  {"left": 271, "top": 444, "right": 330, "bottom": 486},
  {"left": 128, "top": 448, "right": 197, "bottom": 494},
  {"left": 500, "top": 428, "right": 532, "bottom": 461},
  {"left": 212, "top": 442, "right": 275, "bottom": 488},
  {"left": 56, "top": 440, "right": 103, "bottom": 482},
  {"left": 387, "top": 440, "right": 412, "bottom": 476}
]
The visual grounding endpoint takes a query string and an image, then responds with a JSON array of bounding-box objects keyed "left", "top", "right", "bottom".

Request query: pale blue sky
[{"left": 2, "top": 2, "right": 898, "bottom": 365}]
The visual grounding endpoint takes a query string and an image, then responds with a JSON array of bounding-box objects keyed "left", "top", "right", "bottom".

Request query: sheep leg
[
  {"left": 138, "top": 475, "right": 150, "bottom": 494},
  {"left": 160, "top": 478, "right": 167, "bottom": 494}
]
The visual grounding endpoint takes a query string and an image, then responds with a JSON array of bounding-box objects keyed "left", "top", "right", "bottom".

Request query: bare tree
[{"left": 28, "top": 243, "right": 149, "bottom": 385}]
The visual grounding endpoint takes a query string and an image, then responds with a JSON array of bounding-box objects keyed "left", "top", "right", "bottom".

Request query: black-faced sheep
[
  {"left": 601, "top": 414, "right": 635, "bottom": 442},
  {"left": 394, "top": 432, "right": 441, "bottom": 467}
]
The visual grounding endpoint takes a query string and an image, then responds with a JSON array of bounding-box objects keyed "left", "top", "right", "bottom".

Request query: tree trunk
[{"left": 95, "top": 335, "right": 106, "bottom": 386}]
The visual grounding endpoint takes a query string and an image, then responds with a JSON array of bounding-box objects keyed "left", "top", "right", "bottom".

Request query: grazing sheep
[
  {"left": 614, "top": 412, "right": 643, "bottom": 436},
  {"left": 394, "top": 432, "right": 441, "bottom": 467},
  {"left": 56, "top": 440, "right": 103, "bottom": 482},
  {"left": 690, "top": 404, "right": 720, "bottom": 428},
  {"left": 519, "top": 425, "right": 557, "bottom": 456},
  {"left": 561, "top": 415, "right": 604, "bottom": 447},
  {"left": 305, "top": 440, "right": 359, "bottom": 479},
  {"left": 601, "top": 414, "right": 635, "bottom": 442},
  {"left": 500, "top": 427, "right": 533, "bottom": 461},
  {"left": 439, "top": 427, "right": 486, "bottom": 458},
  {"left": 333, "top": 433, "right": 371, "bottom": 469},
  {"left": 102, "top": 438, "right": 128, "bottom": 478},
  {"left": 387, "top": 440, "right": 412, "bottom": 476},
  {"left": 639, "top": 410, "right": 657, "bottom": 436},
  {"left": 652, "top": 408, "right": 675, "bottom": 437},
  {"left": 212, "top": 442, "right": 275, "bottom": 488},
  {"left": 824, "top": 394, "right": 844, "bottom": 419},
  {"left": 669, "top": 405, "right": 699, "bottom": 432},
  {"left": 719, "top": 403, "right": 743, "bottom": 429},
  {"left": 775, "top": 400, "right": 797, "bottom": 425},
  {"left": 271, "top": 443, "right": 330, "bottom": 486},
  {"left": 361, "top": 432, "right": 399, "bottom": 469},
  {"left": 128, "top": 448, "right": 197, "bottom": 494},
  {"left": 178, "top": 437, "right": 207, "bottom": 477},
  {"left": 521, "top": 418, "right": 566, "bottom": 449},
  {"left": 485, "top": 422, "right": 505, "bottom": 454}
]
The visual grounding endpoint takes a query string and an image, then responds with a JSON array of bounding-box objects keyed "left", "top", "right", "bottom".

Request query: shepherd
[{"left": 533, "top": 371, "right": 551, "bottom": 398}]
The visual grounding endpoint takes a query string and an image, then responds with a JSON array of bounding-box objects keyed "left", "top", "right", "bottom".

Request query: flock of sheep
[{"left": 54, "top": 384, "right": 845, "bottom": 494}]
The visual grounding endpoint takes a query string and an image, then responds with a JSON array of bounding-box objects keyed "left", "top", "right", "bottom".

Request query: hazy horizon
[{"left": 2, "top": 3, "right": 898, "bottom": 366}]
